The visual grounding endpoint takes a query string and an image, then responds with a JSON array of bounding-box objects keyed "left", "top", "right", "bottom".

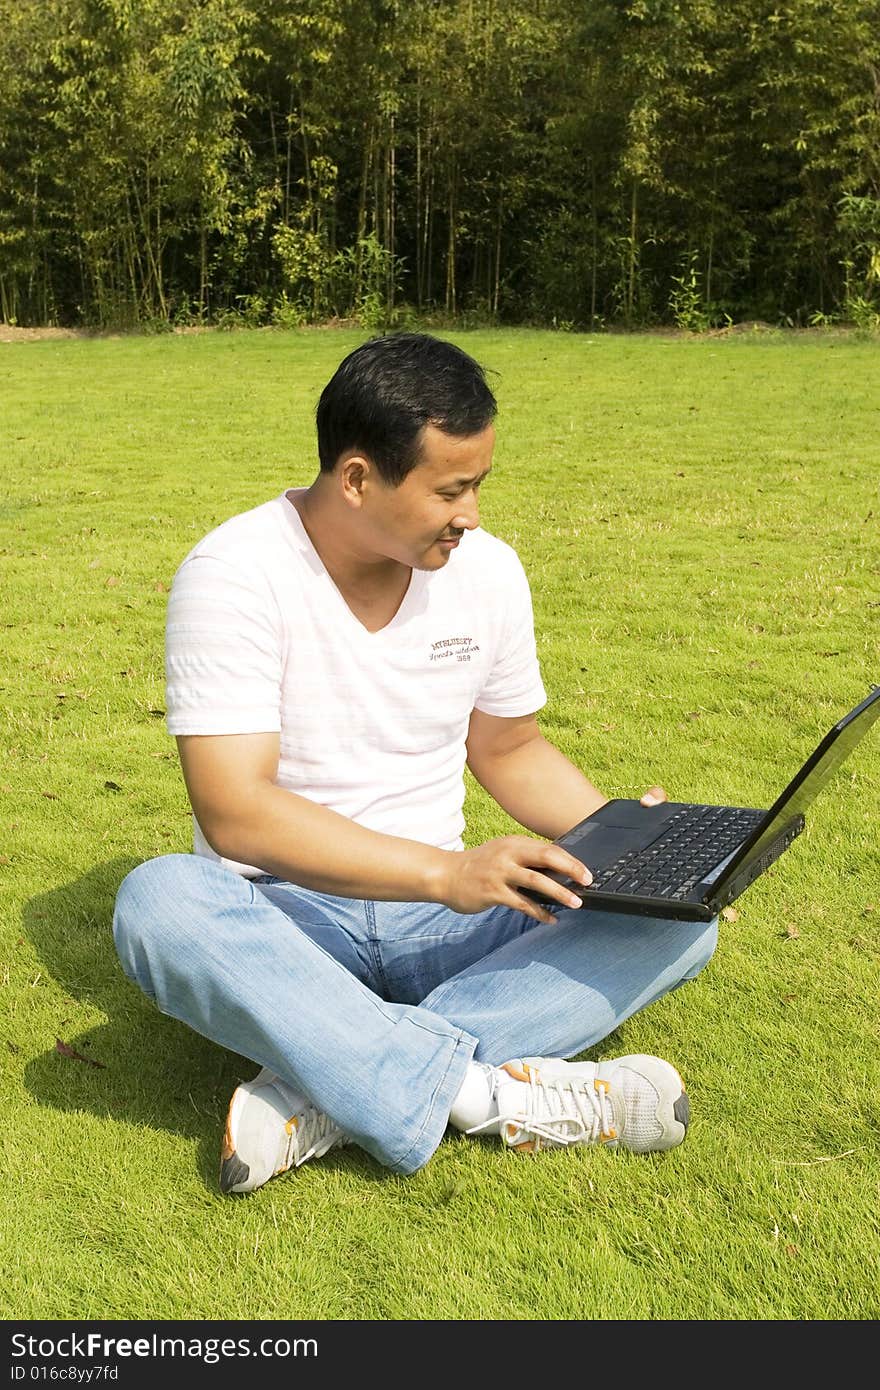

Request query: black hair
[{"left": 315, "top": 331, "right": 498, "bottom": 485}]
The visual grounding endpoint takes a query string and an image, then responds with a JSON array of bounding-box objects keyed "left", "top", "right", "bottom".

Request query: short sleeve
[
  {"left": 473, "top": 551, "right": 547, "bottom": 717},
  {"left": 165, "top": 552, "right": 283, "bottom": 736}
]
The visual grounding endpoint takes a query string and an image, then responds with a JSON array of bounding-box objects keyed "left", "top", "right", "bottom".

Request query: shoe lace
[
  {"left": 503, "top": 1067, "right": 617, "bottom": 1148},
  {"left": 283, "top": 1106, "right": 346, "bottom": 1168}
]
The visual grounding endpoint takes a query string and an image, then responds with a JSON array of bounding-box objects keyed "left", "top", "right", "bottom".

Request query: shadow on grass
[{"left": 21, "top": 857, "right": 379, "bottom": 1193}]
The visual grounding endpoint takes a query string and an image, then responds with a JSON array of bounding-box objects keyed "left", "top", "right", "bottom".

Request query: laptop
[{"left": 522, "top": 685, "right": 880, "bottom": 922}]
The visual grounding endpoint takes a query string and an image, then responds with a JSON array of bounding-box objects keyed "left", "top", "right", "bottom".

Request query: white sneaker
[
  {"left": 219, "top": 1067, "right": 350, "bottom": 1194},
  {"left": 471, "top": 1054, "right": 689, "bottom": 1155}
]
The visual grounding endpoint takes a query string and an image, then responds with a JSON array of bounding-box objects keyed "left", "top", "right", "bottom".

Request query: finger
[
  {"left": 513, "top": 839, "right": 593, "bottom": 887},
  {"left": 518, "top": 866, "right": 585, "bottom": 912},
  {"left": 563, "top": 853, "right": 592, "bottom": 886},
  {"left": 640, "top": 785, "right": 667, "bottom": 806},
  {"left": 508, "top": 890, "right": 558, "bottom": 926}
]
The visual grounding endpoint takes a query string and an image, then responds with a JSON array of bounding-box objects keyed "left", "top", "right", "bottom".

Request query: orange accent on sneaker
[
  {"left": 274, "top": 1115, "right": 300, "bottom": 1173},
  {"left": 501, "top": 1062, "right": 530, "bottom": 1082},
  {"left": 594, "top": 1078, "right": 616, "bottom": 1141},
  {"left": 504, "top": 1122, "right": 537, "bottom": 1154},
  {"left": 220, "top": 1108, "right": 235, "bottom": 1161}
]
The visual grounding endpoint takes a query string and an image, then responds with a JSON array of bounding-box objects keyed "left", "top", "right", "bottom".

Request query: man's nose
[{"left": 453, "top": 491, "right": 480, "bottom": 531}]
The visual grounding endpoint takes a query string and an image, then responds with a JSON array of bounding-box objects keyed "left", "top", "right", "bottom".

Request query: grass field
[{"left": 1, "top": 326, "right": 879, "bottom": 1322}]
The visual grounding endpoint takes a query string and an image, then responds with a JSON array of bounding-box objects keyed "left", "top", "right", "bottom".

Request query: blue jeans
[{"left": 113, "top": 853, "right": 718, "bottom": 1174}]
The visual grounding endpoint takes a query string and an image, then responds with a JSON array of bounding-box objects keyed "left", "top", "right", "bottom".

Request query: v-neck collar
[{"left": 279, "top": 489, "right": 427, "bottom": 638}]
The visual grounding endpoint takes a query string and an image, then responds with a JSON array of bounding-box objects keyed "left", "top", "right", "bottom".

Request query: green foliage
[
  {"left": 272, "top": 227, "right": 403, "bottom": 327},
  {"left": 270, "top": 293, "right": 308, "bottom": 330},
  {"left": 215, "top": 292, "right": 269, "bottom": 329},
  {"left": 341, "top": 233, "right": 405, "bottom": 331},
  {"left": 668, "top": 252, "right": 711, "bottom": 332},
  {"left": 842, "top": 295, "right": 880, "bottom": 332},
  {"left": 837, "top": 194, "right": 880, "bottom": 328},
  {"left": 1, "top": 0, "right": 879, "bottom": 328},
  {"left": 272, "top": 222, "right": 335, "bottom": 319}
]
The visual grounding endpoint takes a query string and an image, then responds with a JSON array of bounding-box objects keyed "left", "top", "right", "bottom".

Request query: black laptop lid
[{"left": 707, "top": 685, "right": 880, "bottom": 896}]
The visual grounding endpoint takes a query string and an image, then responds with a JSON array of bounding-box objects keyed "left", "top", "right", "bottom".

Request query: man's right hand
[{"left": 439, "top": 835, "right": 592, "bottom": 925}]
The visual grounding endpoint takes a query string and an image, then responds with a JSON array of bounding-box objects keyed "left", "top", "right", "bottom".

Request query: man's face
[{"left": 358, "top": 422, "right": 495, "bottom": 571}]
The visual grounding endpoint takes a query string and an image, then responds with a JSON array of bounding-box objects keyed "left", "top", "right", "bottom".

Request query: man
[{"left": 113, "top": 332, "right": 717, "bottom": 1194}]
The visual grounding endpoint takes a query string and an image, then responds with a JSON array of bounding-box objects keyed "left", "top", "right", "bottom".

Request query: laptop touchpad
[
  {"left": 593, "top": 800, "right": 680, "bottom": 831},
  {"left": 560, "top": 824, "right": 651, "bottom": 871},
  {"left": 557, "top": 800, "right": 679, "bottom": 876}
]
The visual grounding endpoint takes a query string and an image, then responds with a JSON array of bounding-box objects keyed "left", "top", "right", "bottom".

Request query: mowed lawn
[{"left": 1, "top": 326, "right": 878, "bottom": 1321}]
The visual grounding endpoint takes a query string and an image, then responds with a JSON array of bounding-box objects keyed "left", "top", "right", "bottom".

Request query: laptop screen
[{"left": 712, "top": 685, "right": 880, "bottom": 892}]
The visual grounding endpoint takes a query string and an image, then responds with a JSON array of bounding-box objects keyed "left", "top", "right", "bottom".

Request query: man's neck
[{"left": 289, "top": 483, "right": 409, "bottom": 600}]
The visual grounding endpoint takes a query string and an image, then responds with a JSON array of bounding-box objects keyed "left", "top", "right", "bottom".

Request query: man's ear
[{"left": 339, "top": 453, "right": 371, "bottom": 507}]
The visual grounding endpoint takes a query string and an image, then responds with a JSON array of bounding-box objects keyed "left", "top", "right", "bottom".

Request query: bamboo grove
[{"left": 1, "top": 0, "right": 879, "bottom": 330}]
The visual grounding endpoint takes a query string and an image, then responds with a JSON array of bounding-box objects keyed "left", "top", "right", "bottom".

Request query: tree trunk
[
  {"left": 415, "top": 93, "right": 423, "bottom": 308},
  {"left": 298, "top": 86, "right": 314, "bottom": 234},
  {"left": 355, "top": 125, "right": 372, "bottom": 304},
  {"left": 627, "top": 180, "right": 638, "bottom": 326},
  {"left": 199, "top": 215, "right": 207, "bottom": 317},
  {"left": 388, "top": 114, "right": 396, "bottom": 311},
  {"left": 591, "top": 162, "right": 598, "bottom": 329},
  {"left": 493, "top": 192, "right": 502, "bottom": 318},
  {"left": 424, "top": 125, "right": 434, "bottom": 306},
  {"left": 706, "top": 161, "right": 718, "bottom": 311},
  {"left": 446, "top": 166, "right": 456, "bottom": 314},
  {"left": 284, "top": 86, "right": 294, "bottom": 226}
]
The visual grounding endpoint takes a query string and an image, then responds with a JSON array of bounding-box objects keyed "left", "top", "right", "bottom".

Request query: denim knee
[
  {"left": 681, "top": 915, "right": 720, "bottom": 982},
  {"left": 114, "top": 853, "right": 195, "bottom": 935},
  {"left": 112, "top": 853, "right": 203, "bottom": 997}
]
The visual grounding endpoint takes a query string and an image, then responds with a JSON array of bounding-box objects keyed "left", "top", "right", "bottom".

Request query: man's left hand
[{"left": 639, "top": 786, "right": 668, "bottom": 807}]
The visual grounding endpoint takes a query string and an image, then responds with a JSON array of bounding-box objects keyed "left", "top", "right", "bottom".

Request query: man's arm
[
  {"left": 176, "top": 731, "right": 595, "bottom": 925},
  {"left": 466, "top": 709, "right": 665, "bottom": 840}
]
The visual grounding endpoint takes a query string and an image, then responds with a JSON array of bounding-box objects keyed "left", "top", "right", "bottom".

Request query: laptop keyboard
[{"left": 590, "top": 804, "right": 766, "bottom": 901}]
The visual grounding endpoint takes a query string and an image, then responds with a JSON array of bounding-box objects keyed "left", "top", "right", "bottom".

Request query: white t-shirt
[{"left": 165, "top": 490, "right": 547, "bottom": 875}]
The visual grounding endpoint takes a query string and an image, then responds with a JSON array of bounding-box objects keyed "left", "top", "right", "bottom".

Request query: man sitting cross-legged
[{"left": 113, "top": 332, "right": 716, "bottom": 1193}]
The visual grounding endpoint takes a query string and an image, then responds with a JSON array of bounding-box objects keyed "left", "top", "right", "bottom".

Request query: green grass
[{"left": 1, "top": 326, "right": 879, "bottom": 1321}]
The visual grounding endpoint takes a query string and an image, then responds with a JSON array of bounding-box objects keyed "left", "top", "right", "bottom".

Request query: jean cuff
[{"left": 387, "top": 1026, "right": 479, "bottom": 1175}]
